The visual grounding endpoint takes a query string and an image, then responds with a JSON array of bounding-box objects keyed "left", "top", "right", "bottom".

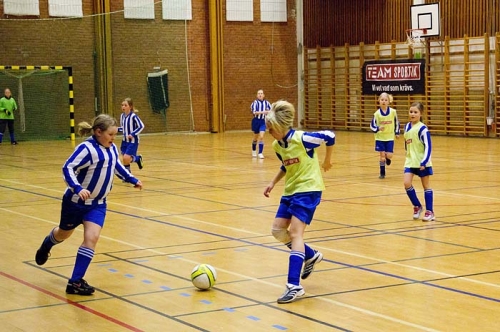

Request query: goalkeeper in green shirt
[{"left": 0, "top": 88, "right": 18, "bottom": 144}]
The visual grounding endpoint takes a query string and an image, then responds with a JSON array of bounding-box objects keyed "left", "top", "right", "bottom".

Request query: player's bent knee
[{"left": 272, "top": 228, "right": 291, "bottom": 244}]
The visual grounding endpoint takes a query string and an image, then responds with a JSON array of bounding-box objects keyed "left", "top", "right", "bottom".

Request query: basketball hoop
[
  {"left": 406, "top": 29, "right": 427, "bottom": 59},
  {"left": 406, "top": 28, "right": 427, "bottom": 50}
]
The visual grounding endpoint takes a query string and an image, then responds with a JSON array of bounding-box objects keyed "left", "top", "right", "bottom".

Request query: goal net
[{"left": 0, "top": 69, "right": 70, "bottom": 141}]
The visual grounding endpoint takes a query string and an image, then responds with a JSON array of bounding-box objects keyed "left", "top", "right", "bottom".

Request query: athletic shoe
[
  {"left": 137, "top": 155, "right": 144, "bottom": 169},
  {"left": 277, "top": 284, "right": 305, "bottom": 304},
  {"left": 422, "top": 210, "right": 435, "bottom": 222},
  {"left": 413, "top": 206, "right": 423, "bottom": 219},
  {"left": 66, "top": 278, "right": 95, "bottom": 295},
  {"left": 379, "top": 175, "right": 385, "bottom": 179},
  {"left": 301, "top": 250, "right": 323, "bottom": 280},
  {"left": 35, "top": 245, "right": 51, "bottom": 266},
  {"left": 258, "top": 153, "right": 264, "bottom": 159},
  {"left": 11, "top": 141, "right": 17, "bottom": 145},
  {"left": 252, "top": 151, "right": 257, "bottom": 157},
  {"left": 386, "top": 158, "right": 391, "bottom": 166}
]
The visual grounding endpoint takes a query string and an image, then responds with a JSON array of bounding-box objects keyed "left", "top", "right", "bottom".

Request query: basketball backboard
[{"left": 410, "top": 3, "right": 440, "bottom": 38}]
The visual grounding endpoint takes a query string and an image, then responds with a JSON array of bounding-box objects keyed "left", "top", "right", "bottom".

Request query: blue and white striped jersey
[
  {"left": 62, "top": 136, "right": 138, "bottom": 206},
  {"left": 120, "top": 112, "right": 145, "bottom": 143},
  {"left": 251, "top": 99, "right": 272, "bottom": 119}
]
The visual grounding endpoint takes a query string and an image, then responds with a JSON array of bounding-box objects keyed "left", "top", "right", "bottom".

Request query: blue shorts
[
  {"left": 275, "top": 192, "right": 322, "bottom": 224},
  {"left": 121, "top": 141, "right": 139, "bottom": 156},
  {"left": 251, "top": 118, "right": 266, "bottom": 134},
  {"left": 375, "top": 140, "right": 394, "bottom": 153},
  {"left": 404, "top": 167, "right": 433, "bottom": 177},
  {"left": 59, "top": 196, "right": 107, "bottom": 230}
]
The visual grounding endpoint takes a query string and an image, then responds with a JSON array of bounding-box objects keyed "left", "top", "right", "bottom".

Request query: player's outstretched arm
[{"left": 264, "top": 169, "right": 285, "bottom": 197}]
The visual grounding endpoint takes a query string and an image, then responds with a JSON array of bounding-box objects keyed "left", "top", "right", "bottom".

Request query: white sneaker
[
  {"left": 422, "top": 210, "right": 435, "bottom": 221},
  {"left": 413, "top": 206, "right": 423, "bottom": 219},
  {"left": 252, "top": 151, "right": 257, "bottom": 157},
  {"left": 277, "top": 284, "right": 305, "bottom": 304},
  {"left": 301, "top": 251, "right": 323, "bottom": 280},
  {"left": 258, "top": 153, "right": 264, "bottom": 159}
]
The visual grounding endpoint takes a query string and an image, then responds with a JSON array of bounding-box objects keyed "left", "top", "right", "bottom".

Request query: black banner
[{"left": 362, "top": 59, "right": 425, "bottom": 95}]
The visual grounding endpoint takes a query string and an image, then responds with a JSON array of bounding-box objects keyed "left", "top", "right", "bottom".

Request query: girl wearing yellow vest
[
  {"left": 403, "top": 102, "right": 434, "bottom": 221},
  {"left": 263, "top": 100, "right": 335, "bottom": 304},
  {"left": 370, "top": 93, "right": 400, "bottom": 178}
]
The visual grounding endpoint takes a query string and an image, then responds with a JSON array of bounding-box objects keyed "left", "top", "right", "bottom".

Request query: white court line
[
  {"left": 4, "top": 178, "right": 500, "bottom": 330},
  {"left": 2, "top": 177, "right": 500, "bottom": 289},
  {"left": 338, "top": 179, "right": 500, "bottom": 202},
  {"left": 1, "top": 205, "right": 439, "bottom": 332}
]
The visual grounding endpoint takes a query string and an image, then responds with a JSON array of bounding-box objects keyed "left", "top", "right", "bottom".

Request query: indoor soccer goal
[{"left": 0, "top": 66, "right": 73, "bottom": 141}]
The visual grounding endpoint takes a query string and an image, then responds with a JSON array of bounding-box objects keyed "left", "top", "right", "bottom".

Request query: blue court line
[
  {"left": 247, "top": 315, "right": 260, "bottom": 321},
  {"left": 7, "top": 180, "right": 500, "bottom": 327},
  {"left": 24, "top": 262, "right": 209, "bottom": 332},
  {"left": 272, "top": 324, "right": 288, "bottom": 330},
  {"left": 99, "top": 255, "right": 352, "bottom": 331},
  {"left": 105, "top": 209, "right": 500, "bottom": 306}
]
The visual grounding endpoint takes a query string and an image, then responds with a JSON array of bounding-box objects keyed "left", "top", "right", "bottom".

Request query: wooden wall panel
[{"left": 304, "top": 0, "right": 500, "bottom": 48}]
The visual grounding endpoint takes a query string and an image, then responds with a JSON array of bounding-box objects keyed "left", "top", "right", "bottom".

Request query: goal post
[{"left": 0, "top": 65, "right": 75, "bottom": 141}]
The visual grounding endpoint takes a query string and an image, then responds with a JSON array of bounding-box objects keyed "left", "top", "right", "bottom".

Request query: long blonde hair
[
  {"left": 265, "top": 100, "right": 295, "bottom": 133},
  {"left": 77, "top": 114, "right": 118, "bottom": 137}
]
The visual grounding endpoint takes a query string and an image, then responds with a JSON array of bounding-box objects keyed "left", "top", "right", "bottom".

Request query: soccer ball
[{"left": 191, "top": 264, "right": 217, "bottom": 290}]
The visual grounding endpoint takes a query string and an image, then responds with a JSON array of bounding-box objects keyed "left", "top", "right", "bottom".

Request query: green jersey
[
  {"left": 272, "top": 130, "right": 328, "bottom": 196},
  {"left": 0, "top": 97, "right": 17, "bottom": 120},
  {"left": 404, "top": 121, "right": 432, "bottom": 168}
]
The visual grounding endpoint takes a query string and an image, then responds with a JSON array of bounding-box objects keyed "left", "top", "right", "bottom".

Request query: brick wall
[
  {"left": 223, "top": 0, "right": 298, "bottom": 130},
  {"left": 0, "top": 0, "right": 297, "bottom": 134}
]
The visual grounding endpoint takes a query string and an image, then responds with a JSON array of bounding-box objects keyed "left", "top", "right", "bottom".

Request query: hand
[
  {"left": 5, "top": 110, "right": 11, "bottom": 116},
  {"left": 396, "top": 135, "right": 400, "bottom": 139},
  {"left": 78, "top": 189, "right": 91, "bottom": 201},
  {"left": 419, "top": 166, "right": 425, "bottom": 171},
  {"left": 379, "top": 126, "right": 385, "bottom": 132},
  {"left": 134, "top": 180, "right": 143, "bottom": 190},
  {"left": 264, "top": 182, "right": 275, "bottom": 197},
  {"left": 322, "top": 160, "right": 332, "bottom": 172},
  {"left": 127, "top": 134, "right": 133, "bottom": 141}
]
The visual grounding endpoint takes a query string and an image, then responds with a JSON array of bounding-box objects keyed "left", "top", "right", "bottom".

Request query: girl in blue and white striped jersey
[
  {"left": 251, "top": 89, "right": 272, "bottom": 159},
  {"left": 120, "top": 98, "right": 145, "bottom": 172},
  {"left": 35, "top": 114, "right": 143, "bottom": 295},
  {"left": 263, "top": 100, "right": 335, "bottom": 304},
  {"left": 403, "top": 102, "right": 434, "bottom": 222}
]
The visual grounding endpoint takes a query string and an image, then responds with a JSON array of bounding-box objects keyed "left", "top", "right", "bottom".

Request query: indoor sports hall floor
[{"left": 1, "top": 130, "right": 500, "bottom": 331}]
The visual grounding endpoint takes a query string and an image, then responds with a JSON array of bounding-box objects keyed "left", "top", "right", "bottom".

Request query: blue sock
[
  {"left": 252, "top": 140, "right": 257, "bottom": 151},
  {"left": 287, "top": 251, "right": 305, "bottom": 286},
  {"left": 70, "top": 246, "right": 94, "bottom": 282},
  {"left": 424, "top": 189, "right": 433, "bottom": 212},
  {"left": 0, "top": 133, "right": 3, "bottom": 143},
  {"left": 379, "top": 161, "right": 385, "bottom": 176},
  {"left": 304, "top": 244, "right": 315, "bottom": 260},
  {"left": 406, "top": 186, "right": 421, "bottom": 207},
  {"left": 258, "top": 142, "right": 264, "bottom": 154},
  {"left": 42, "top": 229, "right": 63, "bottom": 250},
  {"left": 131, "top": 155, "right": 136, "bottom": 163}
]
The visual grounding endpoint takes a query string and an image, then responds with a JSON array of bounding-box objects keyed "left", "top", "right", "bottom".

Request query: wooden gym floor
[{"left": 1, "top": 130, "right": 500, "bottom": 331}]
